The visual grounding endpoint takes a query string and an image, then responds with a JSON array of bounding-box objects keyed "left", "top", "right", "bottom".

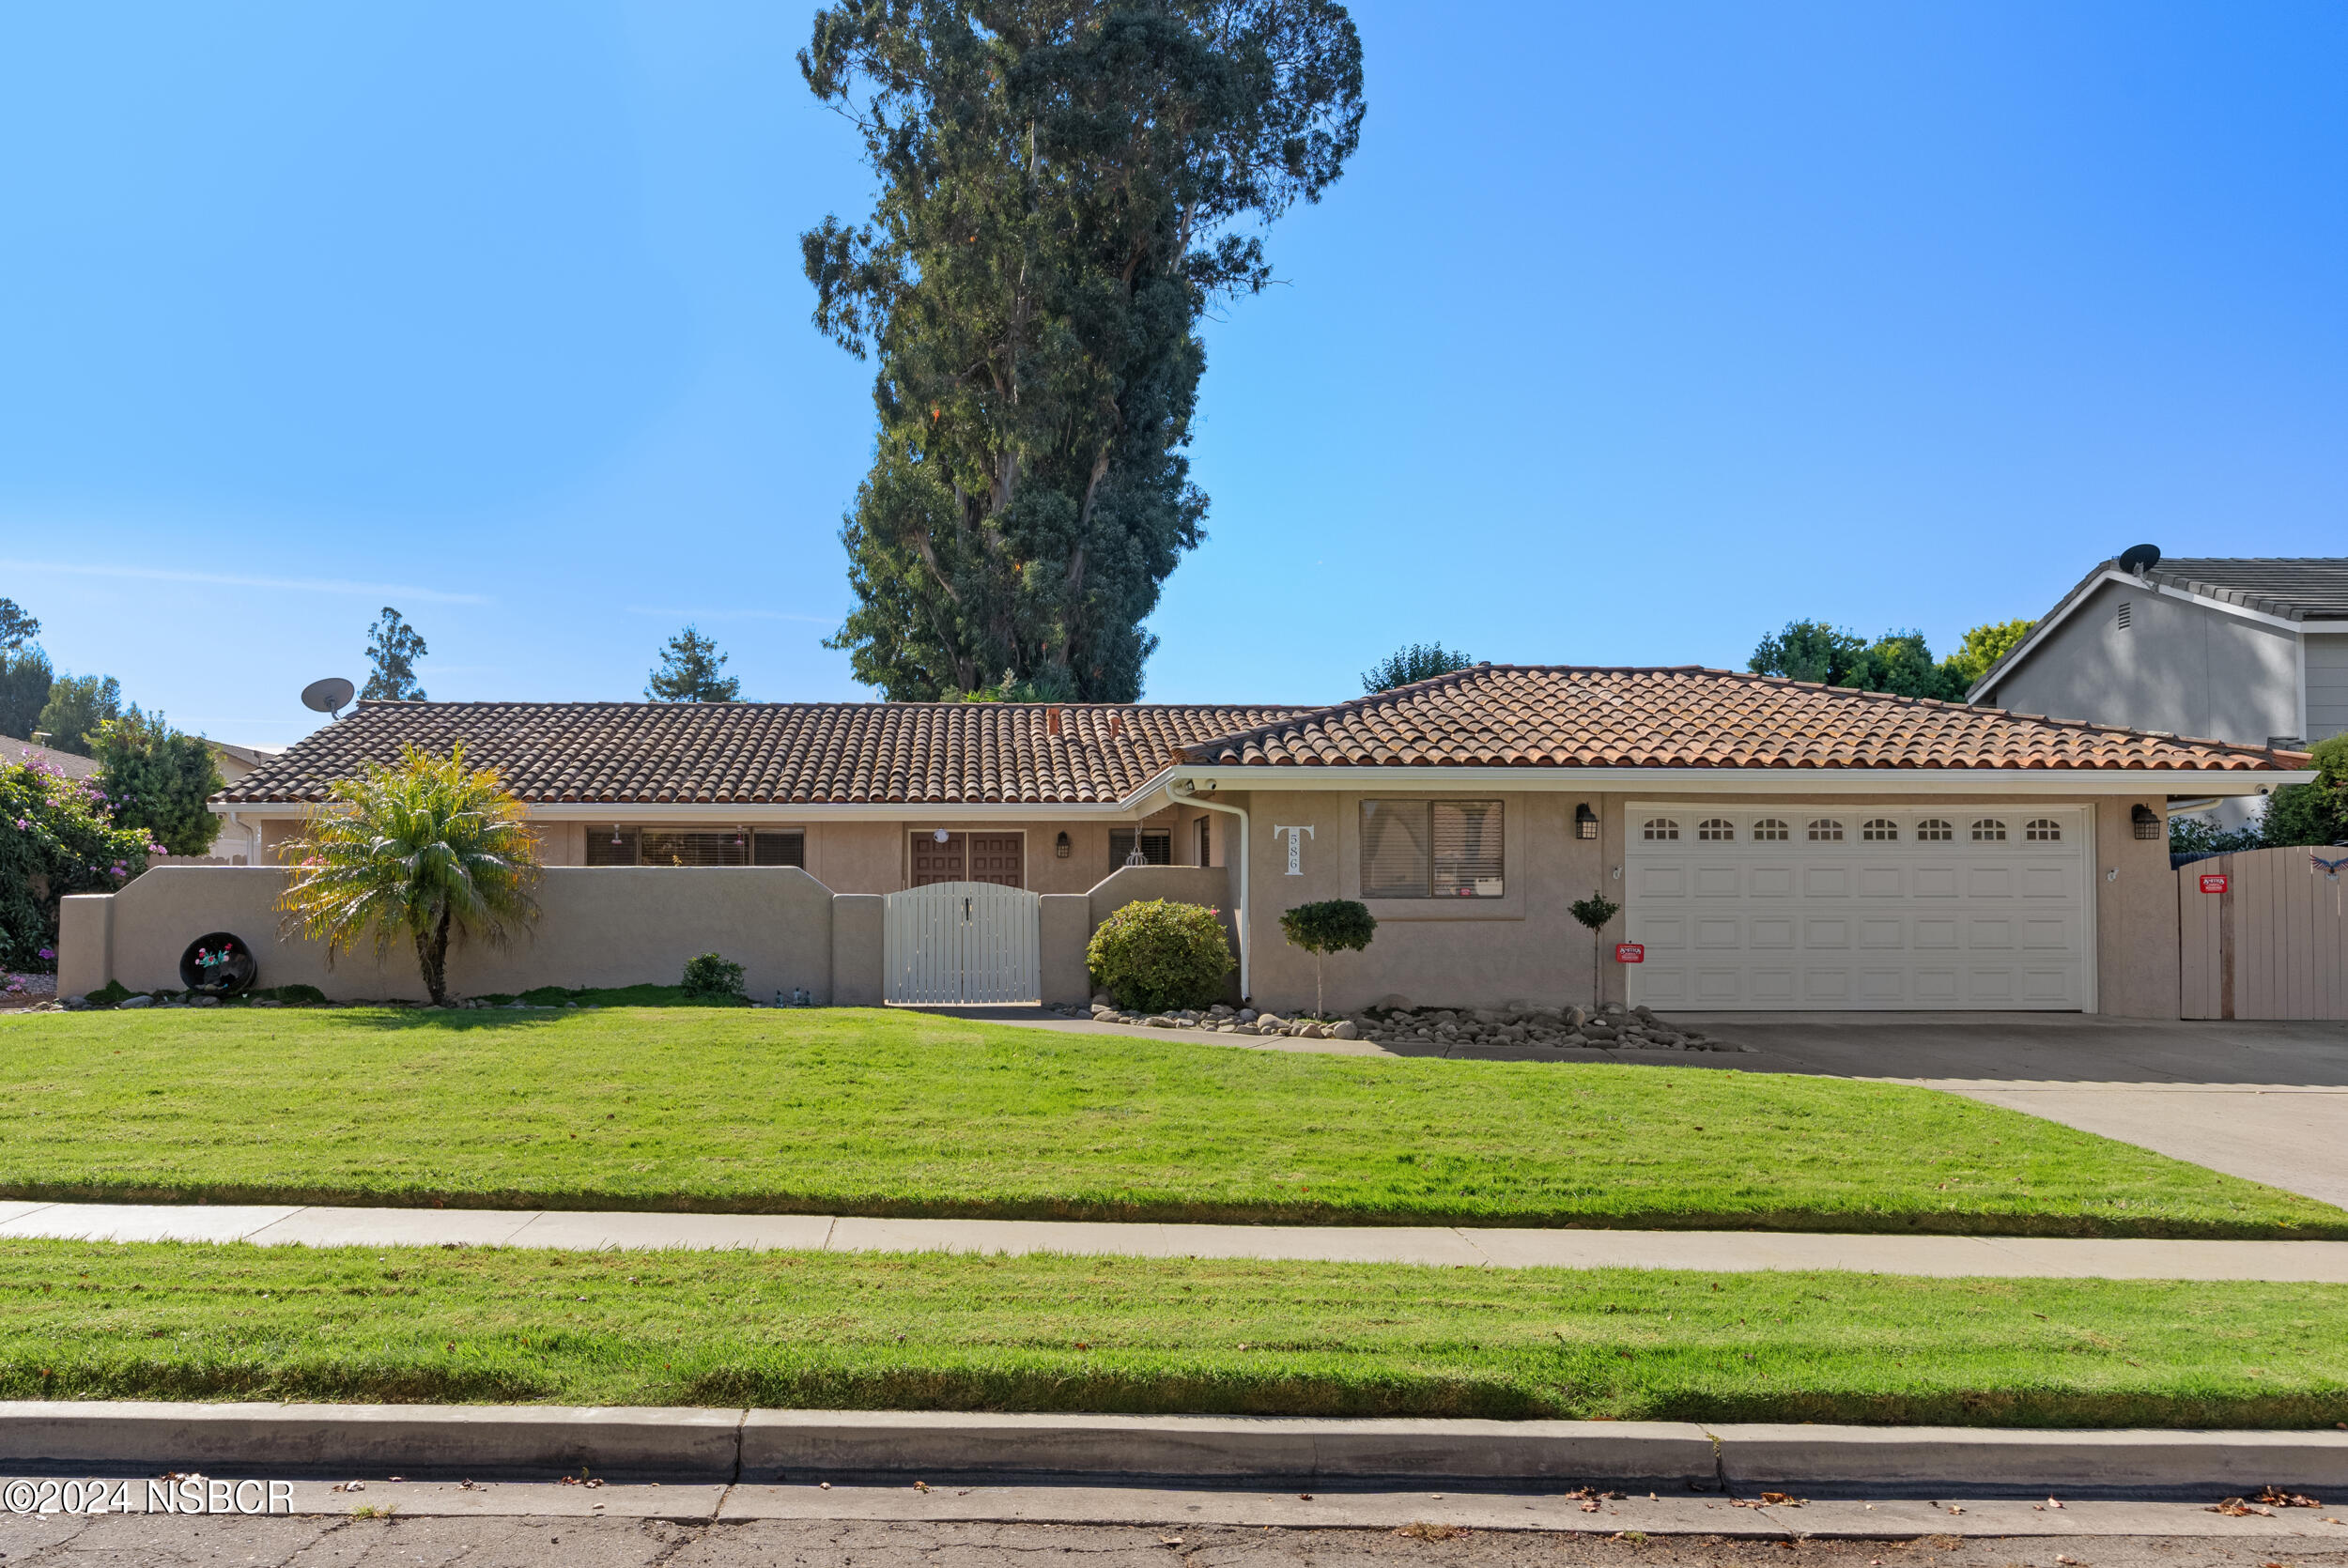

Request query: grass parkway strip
[
  {"left": 3, "top": 1238, "right": 2346, "bottom": 1427},
  {"left": 4, "top": 1007, "right": 2343, "bottom": 1237}
]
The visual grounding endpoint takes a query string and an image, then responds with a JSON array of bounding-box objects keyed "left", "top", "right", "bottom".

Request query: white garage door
[{"left": 1625, "top": 804, "right": 2091, "bottom": 1011}]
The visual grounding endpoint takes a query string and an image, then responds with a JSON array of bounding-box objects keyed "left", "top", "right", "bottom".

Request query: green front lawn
[
  {"left": 2, "top": 1007, "right": 2340, "bottom": 1237},
  {"left": 4, "top": 1239, "right": 2343, "bottom": 1427}
]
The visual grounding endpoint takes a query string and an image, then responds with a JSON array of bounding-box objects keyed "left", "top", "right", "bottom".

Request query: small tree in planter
[
  {"left": 1277, "top": 899, "right": 1376, "bottom": 1019},
  {"left": 1568, "top": 892, "right": 1620, "bottom": 1011},
  {"left": 1087, "top": 899, "right": 1234, "bottom": 1013}
]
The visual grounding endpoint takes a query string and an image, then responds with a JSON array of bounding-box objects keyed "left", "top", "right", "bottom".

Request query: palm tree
[{"left": 278, "top": 745, "right": 540, "bottom": 1005}]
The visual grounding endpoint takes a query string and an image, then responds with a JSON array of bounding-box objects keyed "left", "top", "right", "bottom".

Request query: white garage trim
[{"left": 1624, "top": 802, "right": 2093, "bottom": 1013}]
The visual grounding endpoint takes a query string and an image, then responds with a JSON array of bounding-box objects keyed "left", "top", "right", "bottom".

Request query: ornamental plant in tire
[
  {"left": 1086, "top": 899, "right": 1233, "bottom": 1013},
  {"left": 1277, "top": 899, "right": 1376, "bottom": 1019}
]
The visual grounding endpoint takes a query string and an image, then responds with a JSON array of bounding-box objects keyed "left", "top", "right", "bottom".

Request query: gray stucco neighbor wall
[
  {"left": 2306, "top": 631, "right": 2348, "bottom": 742},
  {"left": 1986, "top": 579, "right": 2300, "bottom": 746}
]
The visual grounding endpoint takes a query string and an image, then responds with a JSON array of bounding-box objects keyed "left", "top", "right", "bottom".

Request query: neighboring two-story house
[{"left": 1968, "top": 552, "right": 2347, "bottom": 829}]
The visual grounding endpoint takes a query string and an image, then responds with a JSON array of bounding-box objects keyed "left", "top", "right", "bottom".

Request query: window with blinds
[
  {"left": 1109, "top": 829, "right": 1172, "bottom": 870},
  {"left": 1361, "top": 800, "right": 1504, "bottom": 899},
  {"left": 586, "top": 827, "right": 804, "bottom": 867},
  {"left": 639, "top": 829, "right": 750, "bottom": 867},
  {"left": 587, "top": 827, "right": 639, "bottom": 867}
]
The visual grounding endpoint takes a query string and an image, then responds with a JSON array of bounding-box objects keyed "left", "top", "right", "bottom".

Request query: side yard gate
[
  {"left": 2178, "top": 846, "right": 2348, "bottom": 1020},
  {"left": 883, "top": 880, "right": 1041, "bottom": 1005}
]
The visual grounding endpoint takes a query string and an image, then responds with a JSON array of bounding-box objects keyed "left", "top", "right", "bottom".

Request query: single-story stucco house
[{"left": 90, "top": 663, "right": 2302, "bottom": 1019}]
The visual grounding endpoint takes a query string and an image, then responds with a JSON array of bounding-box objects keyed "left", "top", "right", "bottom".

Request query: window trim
[{"left": 1360, "top": 798, "right": 1506, "bottom": 899}]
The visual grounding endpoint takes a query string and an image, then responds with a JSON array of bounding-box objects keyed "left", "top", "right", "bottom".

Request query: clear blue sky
[{"left": 5, "top": 2, "right": 2344, "bottom": 745}]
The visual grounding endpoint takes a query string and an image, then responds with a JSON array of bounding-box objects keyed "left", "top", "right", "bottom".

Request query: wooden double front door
[{"left": 910, "top": 831, "right": 1026, "bottom": 889}]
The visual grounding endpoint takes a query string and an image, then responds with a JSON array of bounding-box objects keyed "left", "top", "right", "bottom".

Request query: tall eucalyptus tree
[{"left": 803, "top": 0, "right": 1364, "bottom": 699}]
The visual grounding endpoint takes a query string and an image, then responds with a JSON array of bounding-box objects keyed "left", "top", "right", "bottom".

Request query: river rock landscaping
[{"left": 1061, "top": 996, "right": 1746, "bottom": 1053}]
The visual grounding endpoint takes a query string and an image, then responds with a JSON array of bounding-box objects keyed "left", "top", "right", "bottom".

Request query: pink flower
[{"left": 37, "top": 947, "right": 54, "bottom": 961}]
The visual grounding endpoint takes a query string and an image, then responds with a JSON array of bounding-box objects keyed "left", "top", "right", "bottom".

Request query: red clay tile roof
[
  {"left": 216, "top": 668, "right": 2301, "bottom": 807},
  {"left": 217, "top": 700, "right": 1311, "bottom": 807},
  {"left": 1180, "top": 666, "right": 2302, "bottom": 773}
]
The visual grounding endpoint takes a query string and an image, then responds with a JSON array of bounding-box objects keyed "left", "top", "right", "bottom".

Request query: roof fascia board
[
  {"left": 212, "top": 766, "right": 2313, "bottom": 818},
  {"left": 2144, "top": 578, "right": 2305, "bottom": 631},
  {"left": 1165, "top": 765, "right": 2307, "bottom": 796},
  {"left": 1970, "top": 569, "right": 2306, "bottom": 701},
  {"left": 209, "top": 799, "right": 1170, "bottom": 822}
]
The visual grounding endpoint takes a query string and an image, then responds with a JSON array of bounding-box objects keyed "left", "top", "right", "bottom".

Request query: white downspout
[{"left": 1173, "top": 781, "right": 1251, "bottom": 1003}]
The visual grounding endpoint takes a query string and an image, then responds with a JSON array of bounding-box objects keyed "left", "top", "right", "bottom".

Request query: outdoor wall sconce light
[
  {"left": 1575, "top": 803, "right": 1599, "bottom": 840},
  {"left": 2131, "top": 804, "right": 2160, "bottom": 840},
  {"left": 1055, "top": 831, "right": 1072, "bottom": 858}
]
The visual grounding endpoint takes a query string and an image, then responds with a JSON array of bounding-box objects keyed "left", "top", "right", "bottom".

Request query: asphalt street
[{"left": 6, "top": 1514, "right": 2348, "bottom": 1568}]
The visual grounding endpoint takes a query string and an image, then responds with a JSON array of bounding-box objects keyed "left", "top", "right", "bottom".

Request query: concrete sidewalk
[{"left": 4, "top": 1198, "right": 2346, "bottom": 1280}]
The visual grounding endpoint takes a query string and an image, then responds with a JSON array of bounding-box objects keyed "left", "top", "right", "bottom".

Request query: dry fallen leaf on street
[
  {"left": 2255, "top": 1485, "right": 2324, "bottom": 1507},
  {"left": 2208, "top": 1499, "right": 2273, "bottom": 1517}
]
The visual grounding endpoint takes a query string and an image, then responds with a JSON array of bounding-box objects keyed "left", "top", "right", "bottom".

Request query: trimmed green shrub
[
  {"left": 682, "top": 952, "right": 747, "bottom": 1001},
  {"left": 1087, "top": 899, "right": 1233, "bottom": 1013},
  {"left": 1568, "top": 893, "right": 1622, "bottom": 1010},
  {"left": 1277, "top": 899, "right": 1376, "bottom": 1018}
]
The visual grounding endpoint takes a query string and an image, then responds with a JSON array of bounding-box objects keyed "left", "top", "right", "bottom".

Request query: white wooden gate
[{"left": 884, "top": 881, "right": 1041, "bottom": 1004}]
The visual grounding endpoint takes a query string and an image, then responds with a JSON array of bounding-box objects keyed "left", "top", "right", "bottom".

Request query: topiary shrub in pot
[
  {"left": 1086, "top": 899, "right": 1234, "bottom": 1014},
  {"left": 1277, "top": 899, "right": 1375, "bottom": 1019}
]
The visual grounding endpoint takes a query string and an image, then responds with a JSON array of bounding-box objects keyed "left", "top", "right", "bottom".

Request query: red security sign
[
  {"left": 2199, "top": 872, "right": 2230, "bottom": 895},
  {"left": 1614, "top": 943, "right": 1645, "bottom": 963}
]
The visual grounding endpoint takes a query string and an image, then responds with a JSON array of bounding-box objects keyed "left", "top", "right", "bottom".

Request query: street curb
[
  {"left": 5, "top": 1405, "right": 2348, "bottom": 1494},
  {"left": 0, "top": 1403, "right": 743, "bottom": 1479},
  {"left": 1714, "top": 1422, "right": 2348, "bottom": 1494},
  {"left": 738, "top": 1411, "right": 1717, "bottom": 1484}
]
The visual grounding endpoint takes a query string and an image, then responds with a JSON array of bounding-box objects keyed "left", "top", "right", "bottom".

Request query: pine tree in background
[
  {"left": 802, "top": 0, "right": 1365, "bottom": 700},
  {"left": 645, "top": 625, "right": 741, "bottom": 702},
  {"left": 0, "top": 596, "right": 51, "bottom": 741},
  {"left": 363, "top": 607, "right": 429, "bottom": 701},
  {"left": 1362, "top": 643, "right": 1475, "bottom": 693}
]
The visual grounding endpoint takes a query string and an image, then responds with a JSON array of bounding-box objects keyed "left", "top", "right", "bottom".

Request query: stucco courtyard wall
[{"left": 62, "top": 867, "right": 842, "bottom": 1004}]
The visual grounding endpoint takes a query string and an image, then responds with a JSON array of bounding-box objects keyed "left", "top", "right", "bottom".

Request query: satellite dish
[
  {"left": 301, "top": 677, "right": 357, "bottom": 718},
  {"left": 2117, "top": 543, "right": 2162, "bottom": 576}
]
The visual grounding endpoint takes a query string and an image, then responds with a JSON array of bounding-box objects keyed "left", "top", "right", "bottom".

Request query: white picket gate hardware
[{"left": 883, "top": 880, "right": 1041, "bottom": 1005}]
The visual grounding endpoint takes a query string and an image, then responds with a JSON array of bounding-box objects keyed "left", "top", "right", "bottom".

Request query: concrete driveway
[
  {"left": 930, "top": 1007, "right": 2348, "bottom": 1213},
  {"left": 1673, "top": 1012, "right": 2348, "bottom": 1213}
]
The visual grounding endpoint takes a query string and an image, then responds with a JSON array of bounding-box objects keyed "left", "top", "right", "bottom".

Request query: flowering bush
[
  {"left": 0, "top": 754, "right": 150, "bottom": 973},
  {"left": 1086, "top": 899, "right": 1234, "bottom": 1013}
]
